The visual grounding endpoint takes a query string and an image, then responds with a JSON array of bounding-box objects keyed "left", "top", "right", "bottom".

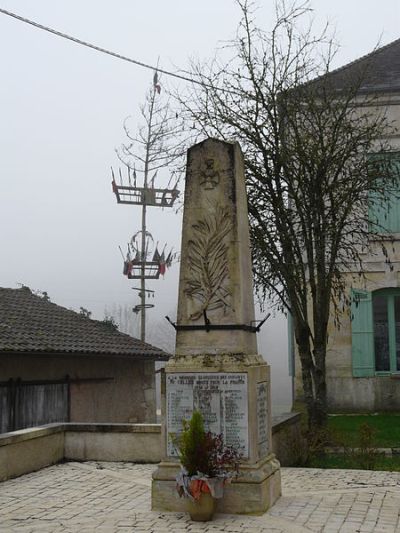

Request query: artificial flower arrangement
[{"left": 173, "top": 410, "right": 242, "bottom": 521}]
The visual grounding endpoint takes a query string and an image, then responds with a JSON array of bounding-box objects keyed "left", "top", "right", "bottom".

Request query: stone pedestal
[
  {"left": 152, "top": 354, "right": 281, "bottom": 514},
  {"left": 151, "top": 139, "right": 281, "bottom": 515}
]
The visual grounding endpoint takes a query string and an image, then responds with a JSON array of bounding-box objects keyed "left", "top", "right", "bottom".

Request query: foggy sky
[{"left": 1, "top": 0, "right": 399, "bottom": 412}]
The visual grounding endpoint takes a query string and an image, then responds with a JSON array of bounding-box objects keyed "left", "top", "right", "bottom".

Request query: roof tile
[
  {"left": 0, "top": 287, "right": 170, "bottom": 361},
  {"left": 323, "top": 38, "right": 400, "bottom": 94}
]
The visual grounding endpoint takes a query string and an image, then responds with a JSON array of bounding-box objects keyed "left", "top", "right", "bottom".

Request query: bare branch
[{"left": 176, "top": 0, "right": 398, "bottom": 427}]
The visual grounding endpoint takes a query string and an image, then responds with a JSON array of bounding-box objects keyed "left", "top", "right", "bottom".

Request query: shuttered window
[
  {"left": 351, "top": 288, "right": 400, "bottom": 376},
  {"left": 368, "top": 153, "right": 400, "bottom": 233},
  {"left": 372, "top": 289, "right": 400, "bottom": 373},
  {"left": 351, "top": 289, "right": 374, "bottom": 377}
]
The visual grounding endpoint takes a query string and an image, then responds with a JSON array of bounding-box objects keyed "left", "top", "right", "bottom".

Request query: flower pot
[{"left": 187, "top": 492, "right": 216, "bottom": 522}]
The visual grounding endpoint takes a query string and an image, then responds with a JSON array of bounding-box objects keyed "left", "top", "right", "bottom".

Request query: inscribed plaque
[
  {"left": 257, "top": 381, "right": 268, "bottom": 457},
  {"left": 166, "top": 372, "right": 248, "bottom": 457}
]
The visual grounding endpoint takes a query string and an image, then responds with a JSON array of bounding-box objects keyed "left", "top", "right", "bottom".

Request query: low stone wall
[
  {"left": 272, "top": 413, "right": 303, "bottom": 466},
  {"left": 0, "top": 423, "right": 162, "bottom": 482},
  {"left": 0, "top": 425, "right": 64, "bottom": 481},
  {"left": 0, "top": 413, "right": 301, "bottom": 481},
  {"left": 65, "top": 423, "right": 161, "bottom": 462}
]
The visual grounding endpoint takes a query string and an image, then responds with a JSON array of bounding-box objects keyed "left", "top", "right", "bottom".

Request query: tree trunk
[
  {"left": 296, "top": 324, "right": 328, "bottom": 429},
  {"left": 311, "top": 345, "right": 328, "bottom": 427},
  {"left": 309, "top": 368, "right": 327, "bottom": 428}
]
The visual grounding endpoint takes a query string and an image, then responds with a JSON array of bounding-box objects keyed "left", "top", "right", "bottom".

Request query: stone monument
[{"left": 152, "top": 138, "right": 281, "bottom": 514}]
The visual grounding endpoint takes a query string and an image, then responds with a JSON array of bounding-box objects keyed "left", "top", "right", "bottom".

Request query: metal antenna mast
[{"left": 112, "top": 72, "right": 179, "bottom": 341}]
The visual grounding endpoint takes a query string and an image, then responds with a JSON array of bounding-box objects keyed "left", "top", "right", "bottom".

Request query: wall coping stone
[
  {"left": 0, "top": 424, "right": 65, "bottom": 447},
  {"left": 0, "top": 422, "right": 161, "bottom": 447},
  {"left": 64, "top": 423, "right": 161, "bottom": 434},
  {"left": 271, "top": 412, "right": 301, "bottom": 434},
  {"left": 0, "top": 414, "right": 299, "bottom": 447}
]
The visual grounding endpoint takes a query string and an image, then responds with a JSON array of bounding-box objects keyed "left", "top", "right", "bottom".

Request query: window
[
  {"left": 368, "top": 152, "right": 400, "bottom": 233},
  {"left": 373, "top": 289, "right": 400, "bottom": 373},
  {"left": 351, "top": 289, "right": 374, "bottom": 377},
  {"left": 351, "top": 288, "right": 400, "bottom": 376}
]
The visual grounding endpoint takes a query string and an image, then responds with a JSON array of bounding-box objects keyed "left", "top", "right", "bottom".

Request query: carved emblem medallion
[{"left": 199, "top": 158, "right": 220, "bottom": 190}]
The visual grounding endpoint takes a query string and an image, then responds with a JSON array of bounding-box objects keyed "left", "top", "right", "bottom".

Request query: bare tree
[
  {"left": 117, "top": 73, "right": 186, "bottom": 185},
  {"left": 114, "top": 73, "right": 186, "bottom": 342},
  {"left": 104, "top": 303, "right": 140, "bottom": 337},
  {"left": 178, "top": 0, "right": 398, "bottom": 427}
]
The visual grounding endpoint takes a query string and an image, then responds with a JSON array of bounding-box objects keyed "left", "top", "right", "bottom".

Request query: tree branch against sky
[
  {"left": 178, "top": 0, "right": 398, "bottom": 427},
  {"left": 116, "top": 73, "right": 186, "bottom": 188}
]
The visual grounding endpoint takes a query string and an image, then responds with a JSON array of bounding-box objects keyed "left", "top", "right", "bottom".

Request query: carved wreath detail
[{"left": 185, "top": 206, "right": 233, "bottom": 320}]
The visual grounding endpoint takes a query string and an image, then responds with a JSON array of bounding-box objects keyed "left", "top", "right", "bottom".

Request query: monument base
[
  {"left": 152, "top": 353, "right": 281, "bottom": 515},
  {"left": 151, "top": 454, "right": 281, "bottom": 515}
]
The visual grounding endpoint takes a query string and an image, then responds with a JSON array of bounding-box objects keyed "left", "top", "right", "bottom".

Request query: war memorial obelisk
[{"left": 152, "top": 138, "right": 281, "bottom": 514}]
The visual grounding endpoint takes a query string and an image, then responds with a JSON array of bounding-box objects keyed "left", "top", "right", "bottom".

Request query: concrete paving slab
[{"left": 0, "top": 462, "right": 400, "bottom": 532}]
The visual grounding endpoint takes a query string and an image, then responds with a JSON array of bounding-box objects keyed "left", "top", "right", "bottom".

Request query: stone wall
[
  {"left": 294, "top": 263, "right": 400, "bottom": 412},
  {"left": 293, "top": 94, "right": 400, "bottom": 413},
  {"left": 0, "top": 414, "right": 301, "bottom": 482},
  {"left": 0, "top": 423, "right": 161, "bottom": 482},
  {"left": 0, "top": 426, "right": 65, "bottom": 481},
  {"left": 271, "top": 413, "right": 303, "bottom": 466},
  {"left": 65, "top": 423, "right": 161, "bottom": 462},
  {"left": 0, "top": 354, "right": 156, "bottom": 424}
]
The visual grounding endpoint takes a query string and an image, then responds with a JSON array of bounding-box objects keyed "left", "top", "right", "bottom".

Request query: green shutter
[
  {"left": 369, "top": 155, "right": 400, "bottom": 233},
  {"left": 369, "top": 190, "right": 389, "bottom": 231},
  {"left": 351, "top": 289, "right": 374, "bottom": 377},
  {"left": 369, "top": 187, "right": 400, "bottom": 232}
]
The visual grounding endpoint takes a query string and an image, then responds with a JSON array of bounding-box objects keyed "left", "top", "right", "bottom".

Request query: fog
[{"left": 1, "top": 0, "right": 399, "bottom": 414}]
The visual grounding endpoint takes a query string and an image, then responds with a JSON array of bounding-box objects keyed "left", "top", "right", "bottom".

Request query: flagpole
[{"left": 111, "top": 70, "right": 180, "bottom": 342}]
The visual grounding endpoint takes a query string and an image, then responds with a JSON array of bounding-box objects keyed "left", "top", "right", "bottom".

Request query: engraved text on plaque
[
  {"left": 257, "top": 381, "right": 268, "bottom": 457},
  {"left": 166, "top": 372, "right": 248, "bottom": 457}
]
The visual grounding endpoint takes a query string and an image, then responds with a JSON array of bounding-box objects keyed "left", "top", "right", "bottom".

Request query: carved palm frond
[{"left": 185, "top": 206, "right": 233, "bottom": 320}]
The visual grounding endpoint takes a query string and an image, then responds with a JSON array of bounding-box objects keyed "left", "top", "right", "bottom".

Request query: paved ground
[{"left": 1, "top": 462, "right": 400, "bottom": 532}]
